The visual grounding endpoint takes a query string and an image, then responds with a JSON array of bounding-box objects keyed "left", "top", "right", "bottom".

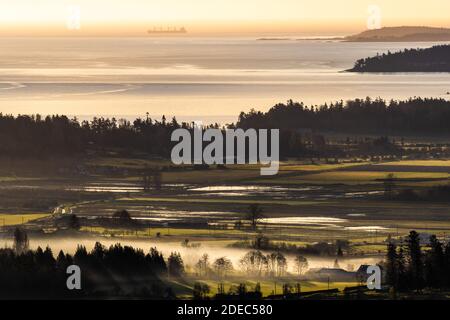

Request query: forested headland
[{"left": 348, "top": 45, "right": 450, "bottom": 72}]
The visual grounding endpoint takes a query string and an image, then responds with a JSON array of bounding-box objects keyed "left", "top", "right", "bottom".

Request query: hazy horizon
[
  {"left": 1, "top": 0, "right": 450, "bottom": 123},
  {"left": 1, "top": 37, "right": 449, "bottom": 123},
  {"left": 1, "top": 0, "right": 450, "bottom": 36}
]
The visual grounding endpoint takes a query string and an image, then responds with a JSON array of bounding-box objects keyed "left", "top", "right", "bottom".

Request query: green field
[
  {"left": 174, "top": 279, "right": 359, "bottom": 298},
  {"left": 0, "top": 213, "right": 50, "bottom": 227},
  {"left": 377, "top": 160, "right": 450, "bottom": 167}
]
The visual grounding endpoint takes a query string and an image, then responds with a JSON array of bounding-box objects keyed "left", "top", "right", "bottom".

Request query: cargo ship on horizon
[{"left": 147, "top": 27, "right": 187, "bottom": 34}]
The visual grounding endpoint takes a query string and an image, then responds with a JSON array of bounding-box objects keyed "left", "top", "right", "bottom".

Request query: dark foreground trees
[
  {"left": 0, "top": 242, "right": 171, "bottom": 299},
  {"left": 13, "top": 227, "right": 29, "bottom": 254},
  {"left": 236, "top": 97, "right": 450, "bottom": 135},
  {"left": 385, "top": 231, "right": 450, "bottom": 292}
]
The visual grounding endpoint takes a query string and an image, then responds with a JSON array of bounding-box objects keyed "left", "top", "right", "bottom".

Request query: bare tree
[
  {"left": 246, "top": 204, "right": 264, "bottom": 230},
  {"left": 213, "top": 257, "right": 233, "bottom": 278},
  {"left": 195, "top": 253, "right": 210, "bottom": 277},
  {"left": 294, "top": 255, "right": 309, "bottom": 276},
  {"left": 239, "top": 251, "right": 267, "bottom": 277},
  {"left": 276, "top": 253, "right": 288, "bottom": 277},
  {"left": 266, "top": 252, "right": 288, "bottom": 277}
]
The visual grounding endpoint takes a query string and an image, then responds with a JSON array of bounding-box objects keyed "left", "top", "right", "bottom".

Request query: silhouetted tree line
[
  {"left": 0, "top": 240, "right": 178, "bottom": 299},
  {"left": 236, "top": 98, "right": 450, "bottom": 135},
  {"left": 4, "top": 96, "right": 450, "bottom": 159},
  {"left": 385, "top": 231, "right": 450, "bottom": 293},
  {"left": 0, "top": 114, "right": 198, "bottom": 157},
  {"left": 0, "top": 113, "right": 279, "bottom": 161},
  {"left": 213, "top": 282, "right": 263, "bottom": 300},
  {"left": 231, "top": 234, "right": 349, "bottom": 256},
  {"left": 193, "top": 281, "right": 264, "bottom": 300},
  {"left": 349, "top": 45, "right": 450, "bottom": 72}
]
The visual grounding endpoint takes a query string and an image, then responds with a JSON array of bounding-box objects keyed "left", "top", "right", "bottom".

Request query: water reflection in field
[{"left": 262, "top": 217, "right": 348, "bottom": 227}]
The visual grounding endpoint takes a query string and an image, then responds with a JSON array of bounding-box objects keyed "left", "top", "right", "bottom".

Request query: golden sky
[{"left": 0, "top": 0, "right": 449, "bottom": 36}]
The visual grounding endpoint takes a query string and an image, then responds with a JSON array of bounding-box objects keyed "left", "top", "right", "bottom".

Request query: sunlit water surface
[{"left": 1, "top": 37, "right": 449, "bottom": 124}]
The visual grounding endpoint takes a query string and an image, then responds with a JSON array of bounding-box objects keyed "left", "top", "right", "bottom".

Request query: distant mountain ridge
[{"left": 346, "top": 26, "right": 450, "bottom": 42}]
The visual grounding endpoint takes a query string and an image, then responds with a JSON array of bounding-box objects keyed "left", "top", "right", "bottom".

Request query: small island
[
  {"left": 345, "top": 26, "right": 450, "bottom": 42},
  {"left": 347, "top": 45, "right": 450, "bottom": 72}
]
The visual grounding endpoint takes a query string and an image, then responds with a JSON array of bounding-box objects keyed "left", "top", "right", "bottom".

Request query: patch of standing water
[
  {"left": 132, "top": 217, "right": 179, "bottom": 222},
  {"left": 344, "top": 191, "right": 384, "bottom": 198},
  {"left": 261, "top": 216, "right": 388, "bottom": 233},
  {"left": 67, "top": 183, "right": 186, "bottom": 193},
  {"left": 261, "top": 216, "right": 348, "bottom": 227},
  {"left": 86, "top": 210, "right": 236, "bottom": 221},
  {"left": 68, "top": 186, "right": 143, "bottom": 193},
  {"left": 345, "top": 226, "right": 390, "bottom": 232},
  {"left": 189, "top": 185, "right": 321, "bottom": 192}
]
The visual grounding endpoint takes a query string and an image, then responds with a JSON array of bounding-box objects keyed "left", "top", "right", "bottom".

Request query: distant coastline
[
  {"left": 257, "top": 26, "right": 450, "bottom": 42},
  {"left": 345, "top": 26, "right": 450, "bottom": 42},
  {"left": 256, "top": 36, "right": 344, "bottom": 41}
]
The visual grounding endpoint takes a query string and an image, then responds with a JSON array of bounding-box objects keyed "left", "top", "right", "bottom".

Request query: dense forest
[
  {"left": 348, "top": 45, "right": 450, "bottom": 72},
  {"left": 0, "top": 231, "right": 178, "bottom": 299},
  {"left": 236, "top": 97, "right": 450, "bottom": 134},
  {"left": 385, "top": 231, "right": 450, "bottom": 293},
  {"left": 0, "top": 114, "right": 196, "bottom": 157},
  {"left": 1, "top": 97, "right": 450, "bottom": 159}
]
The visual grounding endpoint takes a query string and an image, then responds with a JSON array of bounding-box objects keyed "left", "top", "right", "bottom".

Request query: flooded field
[{"left": 2, "top": 158, "right": 450, "bottom": 291}]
